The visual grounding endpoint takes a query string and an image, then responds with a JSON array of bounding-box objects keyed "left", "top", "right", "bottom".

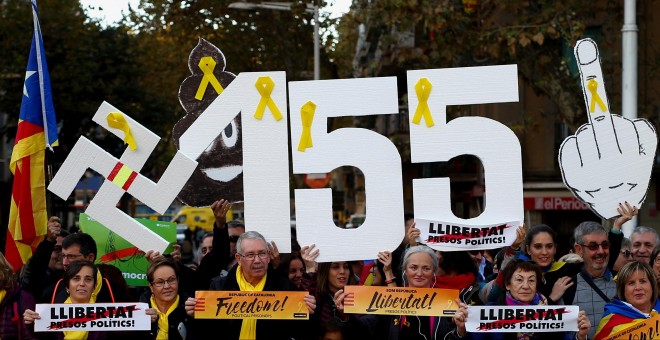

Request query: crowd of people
[{"left": 1, "top": 200, "right": 659, "bottom": 339}]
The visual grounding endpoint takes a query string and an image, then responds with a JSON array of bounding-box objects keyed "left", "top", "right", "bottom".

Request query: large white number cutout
[
  {"left": 408, "top": 65, "right": 523, "bottom": 248},
  {"left": 179, "top": 72, "right": 292, "bottom": 252},
  {"left": 289, "top": 78, "right": 404, "bottom": 262}
]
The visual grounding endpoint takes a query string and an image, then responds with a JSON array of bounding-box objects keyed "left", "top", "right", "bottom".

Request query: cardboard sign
[
  {"left": 601, "top": 314, "right": 660, "bottom": 340},
  {"left": 416, "top": 219, "right": 519, "bottom": 251},
  {"left": 48, "top": 102, "right": 197, "bottom": 254},
  {"left": 465, "top": 305, "right": 579, "bottom": 333},
  {"left": 559, "top": 38, "right": 657, "bottom": 219},
  {"left": 79, "top": 213, "right": 176, "bottom": 286},
  {"left": 407, "top": 66, "right": 523, "bottom": 246},
  {"left": 173, "top": 38, "right": 243, "bottom": 206},
  {"left": 34, "top": 303, "right": 150, "bottom": 332},
  {"left": 343, "top": 286, "right": 459, "bottom": 317},
  {"left": 194, "top": 291, "right": 309, "bottom": 320}
]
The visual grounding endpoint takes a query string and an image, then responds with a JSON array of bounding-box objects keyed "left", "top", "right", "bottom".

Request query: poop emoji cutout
[{"left": 173, "top": 38, "right": 243, "bottom": 206}]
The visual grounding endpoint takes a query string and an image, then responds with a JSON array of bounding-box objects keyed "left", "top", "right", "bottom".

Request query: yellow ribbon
[
  {"left": 195, "top": 56, "right": 224, "bottom": 100},
  {"left": 587, "top": 79, "right": 607, "bottom": 113},
  {"left": 106, "top": 112, "right": 137, "bottom": 150},
  {"left": 412, "top": 78, "right": 434, "bottom": 127},
  {"left": 297, "top": 101, "right": 316, "bottom": 152},
  {"left": 254, "top": 76, "right": 283, "bottom": 121}
]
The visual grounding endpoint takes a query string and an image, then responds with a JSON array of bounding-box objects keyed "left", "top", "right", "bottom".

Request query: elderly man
[
  {"left": 186, "top": 231, "right": 316, "bottom": 339},
  {"left": 631, "top": 225, "right": 659, "bottom": 262},
  {"left": 567, "top": 221, "right": 619, "bottom": 339}
]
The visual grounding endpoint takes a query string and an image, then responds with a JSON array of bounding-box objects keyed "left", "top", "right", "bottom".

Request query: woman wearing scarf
[
  {"left": 334, "top": 246, "right": 464, "bottom": 340},
  {"left": 24, "top": 261, "right": 105, "bottom": 339},
  {"left": 486, "top": 217, "right": 628, "bottom": 304},
  {"left": 594, "top": 261, "right": 658, "bottom": 340},
  {"left": 142, "top": 258, "right": 190, "bottom": 339},
  {"left": 453, "top": 260, "right": 591, "bottom": 340}
]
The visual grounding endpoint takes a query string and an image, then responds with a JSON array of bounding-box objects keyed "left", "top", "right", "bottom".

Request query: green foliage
[{"left": 336, "top": 0, "right": 625, "bottom": 130}]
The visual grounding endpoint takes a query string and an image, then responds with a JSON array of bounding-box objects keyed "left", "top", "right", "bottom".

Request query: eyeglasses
[
  {"left": 578, "top": 241, "right": 610, "bottom": 251},
  {"left": 239, "top": 251, "right": 269, "bottom": 261},
  {"left": 654, "top": 257, "right": 660, "bottom": 265},
  {"left": 620, "top": 250, "right": 633, "bottom": 258},
  {"left": 61, "top": 254, "right": 85, "bottom": 261},
  {"left": 468, "top": 250, "right": 484, "bottom": 256},
  {"left": 150, "top": 276, "right": 178, "bottom": 288}
]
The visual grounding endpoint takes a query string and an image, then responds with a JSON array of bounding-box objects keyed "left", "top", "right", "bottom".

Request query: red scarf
[{"left": 433, "top": 272, "right": 476, "bottom": 290}]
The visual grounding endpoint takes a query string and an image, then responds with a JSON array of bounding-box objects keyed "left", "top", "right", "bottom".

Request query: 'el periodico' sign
[
  {"left": 466, "top": 305, "right": 578, "bottom": 333},
  {"left": 34, "top": 303, "right": 150, "bottom": 332}
]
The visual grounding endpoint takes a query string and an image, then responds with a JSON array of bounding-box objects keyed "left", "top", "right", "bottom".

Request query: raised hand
[
  {"left": 559, "top": 38, "right": 657, "bottom": 219},
  {"left": 46, "top": 216, "right": 61, "bottom": 242},
  {"left": 301, "top": 244, "right": 319, "bottom": 273},
  {"left": 211, "top": 199, "right": 231, "bottom": 227}
]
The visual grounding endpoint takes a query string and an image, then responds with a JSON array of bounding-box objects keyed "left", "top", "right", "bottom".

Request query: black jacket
[
  {"left": 140, "top": 291, "right": 192, "bottom": 340},
  {"left": 193, "top": 265, "right": 313, "bottom": 340},
  {"left": 20, "top": 239, "right": 62, "bottom": 299}
]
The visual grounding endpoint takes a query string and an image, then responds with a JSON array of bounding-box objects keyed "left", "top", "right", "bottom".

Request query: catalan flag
[{"left": 5, "top": 0, "right": 58, "bottom": 271}]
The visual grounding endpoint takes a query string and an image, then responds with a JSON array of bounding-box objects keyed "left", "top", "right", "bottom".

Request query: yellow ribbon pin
[
  {"left": 106, "top": 112, "right": 137, "bottom": 150},
  {"left": 412, "top": 78, "right": 435, "bottom": 127},
  {"left": 195, "top": 56, "right": 224, "bottom": 100},
  {"left": 587, "top": 79, "right": 607, "bottom": 113},
  {"left": 254, "top": 76, "right": 283, "bottom": 121},
  {"left": 297, "top": 101, "right": 316, "bottom": 152}
]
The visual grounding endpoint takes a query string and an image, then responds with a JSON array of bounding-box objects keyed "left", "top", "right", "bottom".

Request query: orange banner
[
  {"left": 194, "top": 291, "right": 309, "bottom": 320},
  {"left": 602, "top": 314, "right": 660, "bottom": 340},
  {"left": 344, "top": 286, "right": 459, "bottom": 317}
]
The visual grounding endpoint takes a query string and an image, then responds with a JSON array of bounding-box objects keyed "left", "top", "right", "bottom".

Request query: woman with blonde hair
[{"left": 595, "top": 261, "right": 659, "bottom": 339}]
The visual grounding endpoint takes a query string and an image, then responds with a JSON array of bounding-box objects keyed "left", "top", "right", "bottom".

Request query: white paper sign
[
  {"left": 559, "top": 38, "right": 657, "bottom": 219},
  {"left": 407, "top": 66, "right": 523, "bottom": 243},
  {"left": 289, "top": 77, "right": 404, "bottom": 262},
  {"left": 465, "top": 305, "right": 578, "bottom": 333},
  {"left": 416, "top": 219, "right": 519, "bottom": 251},
  {"left": 34, "top": 303, "right": 151, "bottom": 332}
]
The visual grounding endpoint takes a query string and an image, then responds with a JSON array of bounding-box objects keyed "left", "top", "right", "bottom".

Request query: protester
[
  {"left": 630, "top": 225, "right": 659, "bottom": 262},
  {"left": 143, "top": 258, "right": 191, "bottom": 340},
  {"left": 435, "top": 251, "right": 480, "bottom": 304},
  {"left": 567, "top": 221, "right": 618, "bottom": 339},
  {"left": 613, "top": 237, "right": 633, "bottom": 272},
  {"left": 334, "top": 245, "right": 462, "bottom": 339},
  {"left": 39, "top": 233, "right": 129, "bottom": 304},
  {"left": 276, "top": 252, "right": 305, "bottom": 289},
  {"left": 198, "top": 233, "right": 213, "bottom": 261},
  {"left": 0, "top": 253, "right": 36, "bottom": 340},
  {"left": 301, "top": 244, "right": 358, "bottom": 338},
  {"left": 24, "top": 261, "right": 113, "bottom": 339},
  {"left": 594, "top": 261, "right": 658, "bottom": 340},
  {"left": 184, "top": 231, "right": 316, "bottom": 339},
  {"left": 20, "top": 216, "right": 68, "bottom": 297},
  {"left": 453, "top": 260, "right": 591, "bottom": 340}
]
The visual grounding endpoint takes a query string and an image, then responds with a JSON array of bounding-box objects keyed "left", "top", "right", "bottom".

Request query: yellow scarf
[
  {"left": 151, "top": 294, "right": 180, "bottom": 340},
  {"left": 0, "top": 289, "right": 7, "bottom": 305},
  {"left": 236, "top": 266, "right": 267, "bottom": 339},
  {"left": 62, "top": 271, "right": 103, "bottom": 340}
]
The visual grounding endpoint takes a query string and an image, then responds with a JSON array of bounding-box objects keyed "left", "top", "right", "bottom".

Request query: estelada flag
[{"left": 5, "top": 0, "right": 58, "bottom": 271}]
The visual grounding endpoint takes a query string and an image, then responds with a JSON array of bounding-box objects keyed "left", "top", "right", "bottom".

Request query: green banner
[{"left": 79, "top": 213, "right": 176, "bottom": 286}]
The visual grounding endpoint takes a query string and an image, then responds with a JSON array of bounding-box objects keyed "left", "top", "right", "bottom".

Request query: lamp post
[{"left": 228, "top": 1, "right": 320, "bottom": 80}]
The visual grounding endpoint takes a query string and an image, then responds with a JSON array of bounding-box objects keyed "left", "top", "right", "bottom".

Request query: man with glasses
[
  {"left": 185, "top": 231, "right": 316, "bottom": 339},
  {"left": 21, "top": 216, "right": 68, "bottom": 297},
  {"left": 567, "top": 221, "right": 620, "bottom": 339},
  {"left": 38, "top": 232, "right": 128, "bottom": 303}
]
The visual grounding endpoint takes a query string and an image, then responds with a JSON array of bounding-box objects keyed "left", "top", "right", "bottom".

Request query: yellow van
[{"left": 171, "top": 206, "right": 234, "bottom": 233}]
